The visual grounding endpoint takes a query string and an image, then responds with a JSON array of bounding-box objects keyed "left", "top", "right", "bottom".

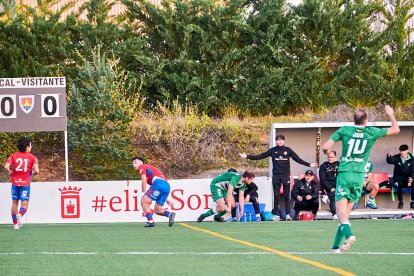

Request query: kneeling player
[
  {"left": 197, "top": 171, "right": 255, "bottom": 222},
  {"left": 132, "top": 157, "right": 175, "bottom": 228}
]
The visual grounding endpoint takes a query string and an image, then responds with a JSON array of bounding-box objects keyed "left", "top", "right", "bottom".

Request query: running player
[
  {"left": 197, "top": 171, "right": 255, "bottom": 222},
  {"left": 4, "top": 137, "right": 39, "bottom": 230},
  {"left": 132, "top": 157, "right": 175, "bottom": 228},
  {"left": 322, "top": 105, "right": 399, "bottom": 253}
]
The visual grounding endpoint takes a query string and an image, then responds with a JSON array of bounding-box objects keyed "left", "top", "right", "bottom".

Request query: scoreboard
[{"left": 0, "top": 77, "right": 67, "bottom": 132}]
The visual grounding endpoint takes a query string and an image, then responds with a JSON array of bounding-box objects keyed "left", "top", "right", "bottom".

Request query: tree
[
  {"left": 377, "top": 0, "right": 414, "bottom": 106},
  {"left": 68, "top": 49, "right": 139, "bottom": 180}
]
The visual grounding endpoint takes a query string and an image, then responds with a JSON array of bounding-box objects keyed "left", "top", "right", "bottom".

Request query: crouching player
[
  {"left": 4, "top": 137, "right": 39, "bottom": 230},
  {"left": 132, "top": 157, "right": 175, "bottom": 228},
  {"left": 197, "top": 171, "right": 255, "bottom": 222}
]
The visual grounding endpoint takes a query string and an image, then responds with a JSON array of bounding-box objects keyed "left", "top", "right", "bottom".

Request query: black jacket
[
  {"left": 291, "top": 179, "right": 319, "bottom": 200},
  {"left": 247, "top": 145, "right": 310, "bottom": 175},
  {"left": 319, "top": 161, "right": 339, "bottom": 191},
  {"left": 234, "top": 182, "right": 258, "bottom": 198},
  {"left": 386, "top": 153, "right": 414, "bottom": 182},
  {"left": 292, "top": 178, "right": 319, "bottom": 200}
]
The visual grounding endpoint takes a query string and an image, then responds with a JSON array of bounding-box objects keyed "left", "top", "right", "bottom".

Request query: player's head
[
  {"left": 275, "top": 134, "right": 285, "bottom": 146},
  {"left": 327, "top": 150, "right": 337, "bottom": 162},
  {"left": 354, "top": 109, "right": 367, "bottom": 126},
  {"left": 227, "top": 168, "right": 237, "bottom": 173},
  {"left": 304, "top": 170, "right": 314, "bottom": 182},
  {"left": 131, "top": 156, "right": 145, "bottom": 169},
  {"left": 17, "top": 137, "right": 32, "bottom": 152},
  {"left": 242, "top": 171, "right": 255, "bottom": 184},
  {"left": 399, "top": 144, "right": 409, "bottom": 158}
]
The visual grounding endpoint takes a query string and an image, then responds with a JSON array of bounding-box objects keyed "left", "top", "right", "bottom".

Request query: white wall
[{"left": 0, "top": 177, "right": 272, "bottom": 224}]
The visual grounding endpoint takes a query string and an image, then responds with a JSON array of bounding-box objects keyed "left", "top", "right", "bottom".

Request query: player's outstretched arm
[{"left": 385, "top": 105, "right": 400, "bottom": 136}]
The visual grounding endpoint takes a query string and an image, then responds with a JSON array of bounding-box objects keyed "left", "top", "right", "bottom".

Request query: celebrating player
[
  {"left": 4, "top": 137, "right": 39, "bottom": 230},
  {"left": 132, "top": 156, "right": 175, "bottom": 228},
  {"left": 322, "top": 105, "right": 399, "bottom": 253},
  {"left": 197, "top": 170, "right": 255, "bottom": 222}
]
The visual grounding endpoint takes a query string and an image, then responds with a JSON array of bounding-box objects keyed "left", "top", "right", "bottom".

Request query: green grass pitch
[{"left": 1, "top": 219, "right": 413, "bottom": 275}]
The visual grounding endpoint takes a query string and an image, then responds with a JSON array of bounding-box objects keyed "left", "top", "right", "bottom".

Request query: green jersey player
[
  {"left": 197, "top": 171, "right": 255, "bottom": 222},
  {"left": 322, "top": 105, "right": 399, "bottom": 253}
]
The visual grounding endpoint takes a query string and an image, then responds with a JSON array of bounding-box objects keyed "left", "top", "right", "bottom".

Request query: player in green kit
[
  {"left": 197, "top": 171, "right": 255, "bottom": 222},
  {"left": 322, "top": 105, "right": 399, "bottom": 253}
]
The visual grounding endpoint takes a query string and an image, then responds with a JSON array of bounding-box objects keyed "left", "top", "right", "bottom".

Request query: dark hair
[
  {"left": 275, "top": 134, "right": 285, "bottom": 140},
  {"left": 354, "top": 109, "right": 367, "bottom": 125},
  {"left": 328, "top": 150, "right": 337, "bottom": 156},
  {"left": 131, "top": 156, "right": 146, "bottom": 163},
  {"left": 242, "top": 171, "right": 255, "bottom": 178},
  {"left": 17, "top": 137, "right": 31, "bottom": 152},
  {"left": 399, "top": 144, "right": 409, "bottom": 151},
  {"left": 227, "top": 168, "right": 237, "bottom": 173}
]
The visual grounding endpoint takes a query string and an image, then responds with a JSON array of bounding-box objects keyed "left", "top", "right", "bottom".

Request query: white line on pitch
[{"left": 0, "top": 252, "right": 413, "bottom": 255}]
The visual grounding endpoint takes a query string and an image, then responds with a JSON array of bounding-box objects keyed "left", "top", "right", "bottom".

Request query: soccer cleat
[
  {"left": 16, "top": 214, "right": 22, "bottom": 229},
  {"left": 271, "top": 215, "right": 281, "bottom": 221},
  {"left": 13, "top": 224, "right": 19, "bottom": 230},
  {"left": 197, "top": 214, "right": 205, "bottom": 223},
  {"left": 226, "top": 217, "right": 238, "bottom": 222},
  {"left": 144, "top": 222, "right": 155, "bottom": 228},
  {"left": 398, "top": 201, "right": 404, "bottom": 209},
  {"left": 410, "top": 201, "right": 414, "bottom": 209},
  {"left": 255, "top": 216, "right": 261, "bottom": 222},
  {"left": 285, "top": 214, "right": 293, "bottom": 221},
  {"left": 366, "top": 202, "right": 378, "bottom": 209},
  {"left": 321, "top": 195, "right": 329, "bottom": 205},
  {"left": 330, "top": 248, "right": 341, "bottom": 254},
  {"left": 168, "top": 212, "right": 176, "bottom": 227},
  {"left": 340, "top": 236, "right": 356, "bottom": 253},
  {"left": 333, "top": 214, "right": 338, "bottom": 220},
  {"left": 213, "top": 215, "right": 224, "bottom": 222}
]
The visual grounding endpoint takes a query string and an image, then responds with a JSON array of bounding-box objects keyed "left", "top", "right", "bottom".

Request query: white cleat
[
  {"left": 330, "top": 248, "right": 341, "bottom": 254},
  {"left": 333, "top": 214, "right": 338, "bottom": 220},
  {"left": 271, "top": 215, "right": 281, "bottom": 221},
  {"left": 13, "top": 224, "right": 20, "bottom": 230},
  {"left": 16, "top": 214, "right": 22, "bottom": 229},
  {"left": 285, "top": 214, "right": 293, "bottom": 221},
  {"left": 340, "top": 236, "right": 356, "bottom": 252}
]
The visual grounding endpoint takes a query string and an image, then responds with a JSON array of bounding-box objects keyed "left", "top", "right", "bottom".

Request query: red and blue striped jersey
[{"left": 137, "top": 164, "right": 166, "bottom": 185}]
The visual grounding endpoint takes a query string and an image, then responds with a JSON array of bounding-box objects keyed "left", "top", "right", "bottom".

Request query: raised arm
[
  {"left": 239, "top": 150, "right": 271, "bottom": 161},
  {"left": 385, "top": 105, "right": 400, "bottom": 136},
  {"left": 322, "top": 139, "right": 336, "bottom": 155}
]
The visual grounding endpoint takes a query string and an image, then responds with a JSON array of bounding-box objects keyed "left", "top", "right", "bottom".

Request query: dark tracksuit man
[
  {"left": 319, "top": 150, "right": 339, "bottom": 217},
  {"left": 292, "top": 170, "right": 320, "bottom": 217},
  {"left": 240, "top": 134, "right": 317, "bottom": 221},
  {"left": 386, "top": 144, "right": 414, "bottom": 209}
]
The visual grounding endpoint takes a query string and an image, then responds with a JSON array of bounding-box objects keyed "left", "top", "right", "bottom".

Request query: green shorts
[
  {"left": 335, "top": 171, "right": 364, "bottom": 203},
  {"left": 210, "top": 184, "right": 228, "bottom": 201}
]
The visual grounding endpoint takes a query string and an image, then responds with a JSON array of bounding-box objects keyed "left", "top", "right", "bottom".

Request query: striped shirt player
[
  {"left": 197, "top": 171, "right": 255, "bottom": 222},
  {"left": 4, "top": 137, "right": 39, "bottom": 230},
  {"left": 132, "top": 157, "right": 175, "bottom": 228},
  {"left": 323, "top": 105, "right": 399, "bottom": 253}
]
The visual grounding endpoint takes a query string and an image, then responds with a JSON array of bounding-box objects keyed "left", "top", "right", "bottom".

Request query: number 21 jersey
[{"left": 6, "top": 152, "right": 38, "bottom": 186}]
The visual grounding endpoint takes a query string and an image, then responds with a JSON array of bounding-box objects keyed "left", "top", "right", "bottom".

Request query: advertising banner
[{"left": 0, "top": 177, "right": 272, "bottom": 224}]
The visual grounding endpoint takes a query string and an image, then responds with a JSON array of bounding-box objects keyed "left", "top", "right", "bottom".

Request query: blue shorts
[
  {"left": 11, "top": 185, "right": 31, "bottom": 201},
  {"left": 145, "top": 178, "right": 170, "bottom": 206}
]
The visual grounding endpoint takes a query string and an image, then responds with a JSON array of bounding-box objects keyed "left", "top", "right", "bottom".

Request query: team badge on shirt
[{"left": 19, "top": 95, "right": 35, "bottom": 114}]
